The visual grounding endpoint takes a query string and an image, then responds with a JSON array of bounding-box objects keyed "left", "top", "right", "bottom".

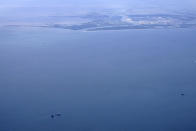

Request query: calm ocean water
[{"left": 0, "top": 27, "right": 196, "bottom": 131}]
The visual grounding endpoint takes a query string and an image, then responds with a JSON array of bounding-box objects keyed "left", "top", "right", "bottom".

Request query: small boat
[{"left": 51, "top": 115, "right": 55, "bottom": 119}]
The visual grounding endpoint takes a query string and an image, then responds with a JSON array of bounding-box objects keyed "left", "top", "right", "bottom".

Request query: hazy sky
[
  {"left": 0, "top": 0, "right": 196, "bottom": 9},
  {"left": 0, "top": 0, "right": 196, "bottom": 17}
]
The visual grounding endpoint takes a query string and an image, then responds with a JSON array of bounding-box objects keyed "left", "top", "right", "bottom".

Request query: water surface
[{"left": 0, "top": 27, "right": 196, "bottom": 131}]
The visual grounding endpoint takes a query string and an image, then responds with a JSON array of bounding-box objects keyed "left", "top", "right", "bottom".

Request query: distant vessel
[{"left": 50, "top": 113, "right": 62, "bottom": 119}]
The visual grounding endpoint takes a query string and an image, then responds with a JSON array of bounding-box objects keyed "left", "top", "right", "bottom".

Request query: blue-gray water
[{"left": 0, "top": 27, "right": 196, "bottom": 131}]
